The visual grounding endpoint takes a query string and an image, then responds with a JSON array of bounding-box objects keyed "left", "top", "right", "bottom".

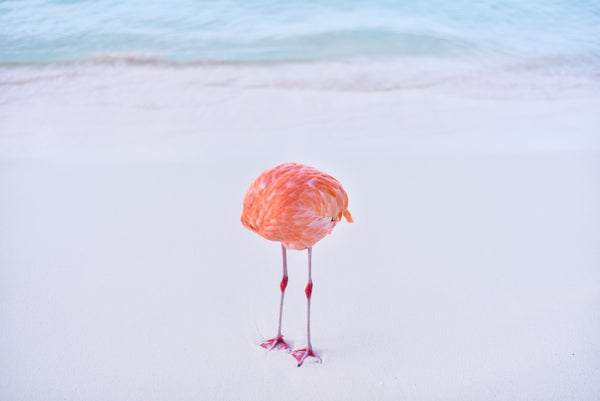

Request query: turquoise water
[{"left": 1, "top": 0, "right": 599, "bottom": 64}]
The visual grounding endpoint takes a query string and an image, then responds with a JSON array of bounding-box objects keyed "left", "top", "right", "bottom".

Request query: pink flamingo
[{"left": 241, "top": 162, "right": 353, "bottom": 366}]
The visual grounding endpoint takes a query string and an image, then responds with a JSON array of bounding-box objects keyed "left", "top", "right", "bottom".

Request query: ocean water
[
  {"left": 1, "top": 0, "right": 599, "bottom": 95},
  {"left": 2, "top": 0, "right": 599, "bottom": 63}
]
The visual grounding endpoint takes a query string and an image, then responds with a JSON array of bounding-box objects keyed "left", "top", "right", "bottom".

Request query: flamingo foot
[
  {"left": 291, "top": 347, "right": 321, "bottom": 367},
  {"left": 260, "top": 336, "right": 290, "bottom": 351}
]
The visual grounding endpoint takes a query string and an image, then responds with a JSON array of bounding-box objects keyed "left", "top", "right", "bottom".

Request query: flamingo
[{"left": 241, "top": 162, "right": 353, "bottom": 366}]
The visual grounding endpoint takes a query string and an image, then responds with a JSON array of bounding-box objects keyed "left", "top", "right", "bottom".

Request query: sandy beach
[{"left": 1, "top": 63, "right": 599, "bottom": 400}]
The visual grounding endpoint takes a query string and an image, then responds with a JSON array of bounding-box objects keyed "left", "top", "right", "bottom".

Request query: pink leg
[
  {"left": 291, "top": 247, "right": 322, "bottom": 366},
  {"left": 260, "top": 244, "right": 290, "bottom": 351}
]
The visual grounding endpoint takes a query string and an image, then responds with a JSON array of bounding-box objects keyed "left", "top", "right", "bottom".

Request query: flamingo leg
[
  {"left": 291, "top": 247, "right": 322, "bottom": 366},
  {"left": 260, "top": 244, "right": 290, "bottom": 351}
]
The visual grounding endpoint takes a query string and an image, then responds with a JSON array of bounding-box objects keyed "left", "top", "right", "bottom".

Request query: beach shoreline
[{"left": 1, "top": 62, "right": 599, "bottom": 164}]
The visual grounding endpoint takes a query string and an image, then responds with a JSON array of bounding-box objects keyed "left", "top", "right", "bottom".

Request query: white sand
[{"left": 1, "top": 64, "right": 599, "bottom": 400}]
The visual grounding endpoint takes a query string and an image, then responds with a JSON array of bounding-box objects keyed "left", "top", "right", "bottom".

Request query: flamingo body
[
  {"left": 241, "top": 162, "right": 352, "bottom": 366},
  {"left": 241, "top": 162, "right": 353, "bottom": 250}
]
